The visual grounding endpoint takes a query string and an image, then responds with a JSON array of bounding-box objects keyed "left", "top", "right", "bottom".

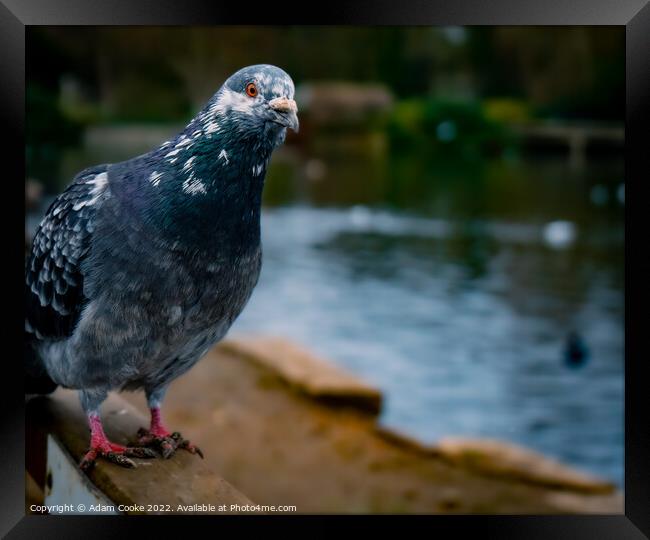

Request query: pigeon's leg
[
  {"left": 78, "top": 389, "right": 156, "bottom": 470},
  {"left": 136, "top": 386, "right": 203, "bottom": 459}
]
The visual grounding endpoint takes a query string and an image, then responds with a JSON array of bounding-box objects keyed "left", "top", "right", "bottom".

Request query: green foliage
[
  {"left": 26, "top": 84, "right": 84, "bottom": 149},
  {"left": 533, "top": 54, "right": 624, "bottom": 121},
  {"left": 104, "top": 67, "right": 191, "bottom": 123},
  {"left": 482, "top": 98, "right": 532, "bottom": 124},
  {"left": 26, "top": 84, "right": 86, "bottom": 189},
  {"left": 263, "top": 161, "right": 299, "bottom": 206},
  {"left": 387, "top": 99, "right": 517, "bottom": 160}
]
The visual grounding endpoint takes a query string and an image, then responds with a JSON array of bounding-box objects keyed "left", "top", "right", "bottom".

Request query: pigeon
[{"left": 25, "top": 64, "right": 299, "bottom": 470}]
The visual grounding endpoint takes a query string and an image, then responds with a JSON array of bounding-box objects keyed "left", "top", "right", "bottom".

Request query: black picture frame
[{"left": 2, "top": 0, "right": 648, "bottom": 537}]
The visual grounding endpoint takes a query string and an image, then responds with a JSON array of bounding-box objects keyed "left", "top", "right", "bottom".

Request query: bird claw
[
  {"left": 136, "top": 428, "right": 204, "bottom": 459},
  {"left": 106, "top": 451, "right": 137, "bottom": 468},
  {"left": 79, "top": 450, "right": 99, "bottom": 471},
  {"left": 172, "top": 432, "right": 204, "bottom": 459},
  {"left": 124, "top": 446, "right": 158, "bottom": 459},
  {"left": 79, "top": 447, "right": 144, "bottom": 471}
]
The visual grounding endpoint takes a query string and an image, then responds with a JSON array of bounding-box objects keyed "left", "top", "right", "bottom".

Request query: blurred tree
[
  {"left": 27, "top": 26, "right": 625, "bottom": 127},
  {"left": 467, "top": 27, "right": 624, "bottom": 120}
]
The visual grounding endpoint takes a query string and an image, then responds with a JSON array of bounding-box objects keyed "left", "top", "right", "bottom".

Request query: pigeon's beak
[{"left": 269, "top": 97, "right": 299, "bottom": 132}]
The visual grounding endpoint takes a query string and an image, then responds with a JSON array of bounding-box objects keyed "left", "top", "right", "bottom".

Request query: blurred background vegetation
[
  {"left": 26, "top": 27, "right": 624, "bottom": 486},
  {"left": 27, "top": 26, "right": 624, "bottom": 192}
]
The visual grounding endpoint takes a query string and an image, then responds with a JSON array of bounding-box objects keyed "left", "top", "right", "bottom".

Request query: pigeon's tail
[{"left": 25, "top": 333, "right": 57, "bottom": 395}]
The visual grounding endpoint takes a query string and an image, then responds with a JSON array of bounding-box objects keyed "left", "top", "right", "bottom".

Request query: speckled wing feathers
[{"left": 25, "top": 165, "right": 110, "bottom": 340}]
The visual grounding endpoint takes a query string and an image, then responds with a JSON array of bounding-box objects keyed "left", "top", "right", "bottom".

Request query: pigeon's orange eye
[{"left": 245, "top": 83, "right": 258, "bottom": 97}]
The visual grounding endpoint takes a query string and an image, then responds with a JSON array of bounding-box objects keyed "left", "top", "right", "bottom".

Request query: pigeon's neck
[{"left": 120, "top": 122, "right": 277, "bottom": 257}]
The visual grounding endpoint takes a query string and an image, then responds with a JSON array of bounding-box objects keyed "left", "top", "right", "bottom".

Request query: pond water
[
  {"left": 31, "top": 130, "right": 624, "bottom": 486},
  {"left": 244, "top": 148, "right": 624, "bottom": 487}
]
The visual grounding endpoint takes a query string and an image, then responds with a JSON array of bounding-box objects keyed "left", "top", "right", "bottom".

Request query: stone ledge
[
  {"left": 26, "top": 389, "right": 253, "bottom": 514},
  {"left": 434, "top": 437, "right": 616, "bottom": 495},
  {"left": 374, "top": 426, "right": 616, "bottom": 495},
  {"left": 219, "top": 337, "right": 617, "bottom": 497},
  {"left": 218, "top": 336, "right": 383, "bottom": 415}
]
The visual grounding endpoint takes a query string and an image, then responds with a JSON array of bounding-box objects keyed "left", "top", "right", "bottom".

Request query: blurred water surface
[{"left": 38, "top": 134, "right": 624, "bottom": 486}]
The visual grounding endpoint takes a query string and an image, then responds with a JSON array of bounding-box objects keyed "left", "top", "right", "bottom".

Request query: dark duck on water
[
  {"left": 25, "top": 65, "right": 299, "bottom": 470},
  {"left": 564, "top": 331, "right": 590, "bottom": 368}
]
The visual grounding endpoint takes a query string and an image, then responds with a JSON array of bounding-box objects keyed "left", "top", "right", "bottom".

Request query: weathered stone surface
[
  {"left": 26, "top": 390, "right": 253, "bottom": 514},
  {"left": 219, "top": 336, "right": 383, "bottom": 415},
  {"left": 434, "top": 437, "right": 617, "bottom": 494},
  {"left": 373, "top": 425, "right": 442, "bottom": 457},
  {"left": 121, "top": 343, "right": 623, "bottom": 514},
  {"left": 29, "top": 336, "right": 622, "bottom": 514}
]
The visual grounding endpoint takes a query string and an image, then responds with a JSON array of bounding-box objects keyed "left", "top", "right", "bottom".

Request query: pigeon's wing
[{"left": 25, "top": 164, "right": 111, "bottom": 340}]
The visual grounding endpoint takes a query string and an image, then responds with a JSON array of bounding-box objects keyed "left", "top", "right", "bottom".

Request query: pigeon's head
[{"left": 204, "top": 64, "right": 298, "bottom": 146}]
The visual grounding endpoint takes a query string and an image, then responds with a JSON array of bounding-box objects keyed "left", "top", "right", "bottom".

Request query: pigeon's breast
[
  {"left": 133, "top": 244, "right": 263, "bottom": 386},
  {"left": 71, "top": 195, "right": 263, "bottom": 390},
  {"left": 142, "top": 242, "right": 261, "bottom": 326},
  {"left": 173, "top": 246, "right": 263, "bottom": 334}
]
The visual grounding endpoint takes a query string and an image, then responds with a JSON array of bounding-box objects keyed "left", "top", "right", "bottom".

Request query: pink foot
[
  {"left": 136, "top": 407, "right": 204, "bottom": 459},
  {"left": 80, "top": 414, "right": 156, "bottom": 471}
]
